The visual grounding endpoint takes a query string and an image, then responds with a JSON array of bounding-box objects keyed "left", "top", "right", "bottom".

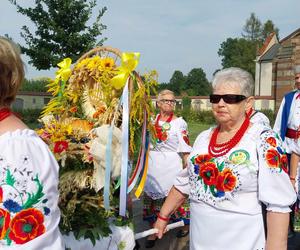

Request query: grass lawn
[{"left": 188, "top": 121, "right": 212, "bottom": 145}]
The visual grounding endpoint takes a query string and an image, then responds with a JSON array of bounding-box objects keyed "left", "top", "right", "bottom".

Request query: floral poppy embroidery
[
  {"left": 181, "top": 130, "right": 190, "bottom": 145},
  {"left": 199, "top": 162, "right": 219, "bottom": 186},
  {"left": 261, "top": 132, "right": 289, "bottom": 174},
  {"left": 216, "top": 169, "right": 237, "bottom": 192},
  {"left": 9, "top": 208, "right": 45, "bottom": 244},
  {"left": 265, "top": 148, "right": 280, "bottom": 168},
  {"left": 191, "top": 154, "right": 238, "bottom": 198},
  {"left": 0, "top": 208, "right": 10, "bottom": 240},
  {"left": 0, "top": 166, "right": 50, "bottom": 246},
  {"left": 266, "top": 137, "right": 277, "bottom": 147},
  {"left": 155, "top": 123, "right": 170, "bottom": 143}
]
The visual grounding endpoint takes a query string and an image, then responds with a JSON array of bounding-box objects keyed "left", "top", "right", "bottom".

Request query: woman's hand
[{"left": 154, "top": 218, "right": 168, "bottom": 239}]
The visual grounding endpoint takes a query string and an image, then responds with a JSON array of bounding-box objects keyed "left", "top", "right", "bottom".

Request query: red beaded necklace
[
  {"left": 155, "top": 112, "right": 173, "bottom": 127},
  {"left": 208, "top": 116, "right": 250, "bottom": 157},
  {"left": 0, "top": 107, "right": 12, "bottom": 122}
]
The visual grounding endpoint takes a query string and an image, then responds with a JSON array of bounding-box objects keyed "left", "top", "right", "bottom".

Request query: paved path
[{"left": 132, "top": 197, "right": 300, "bottom": 250}]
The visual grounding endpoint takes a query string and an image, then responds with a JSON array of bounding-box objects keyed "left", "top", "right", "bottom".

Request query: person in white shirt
[
  {"left": 154, "top": 67, "right": 296, "bottom": 250},
  {"left": 0, "top": 37, "right": 65, "bottom": 249}
]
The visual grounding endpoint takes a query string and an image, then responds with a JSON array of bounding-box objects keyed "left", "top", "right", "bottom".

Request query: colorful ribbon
[
  {"left": 119, "top": 79, "right": 130, "bottom": 216},
  {"left": 111, "top": 52, "right": 140, "bottom": 89},
  {"left": 127, "top": 110, "right": 148, "bottom": 193}
]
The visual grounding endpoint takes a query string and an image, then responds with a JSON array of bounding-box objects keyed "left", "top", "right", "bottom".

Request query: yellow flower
[{"left": 100, "top": 57, "right": 115, "bottom": 69}]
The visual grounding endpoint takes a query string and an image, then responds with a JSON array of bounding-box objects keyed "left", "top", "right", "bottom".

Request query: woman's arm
[
  {"left": 265, "top": 211, "right": 289, "bottom": 250},
  {"left": 154, "top": 186, "right": 187, "bottom": 239}
]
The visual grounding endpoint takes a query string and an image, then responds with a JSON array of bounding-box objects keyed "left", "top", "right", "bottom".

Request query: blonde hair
[
  {"left": 157, "top": 89, "right": 175, "bottom": 101},
  {"left": 0, "top": 37, "right": 24, "bottom": 106}
]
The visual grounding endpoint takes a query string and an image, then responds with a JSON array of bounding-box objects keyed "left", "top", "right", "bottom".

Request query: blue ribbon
[{"left": 119, "top": 79, "right": 130, "bottom": 216}]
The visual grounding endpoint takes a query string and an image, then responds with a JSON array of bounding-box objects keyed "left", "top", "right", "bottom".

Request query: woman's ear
[{"left": 245, "top": 96, "right": 255, "bottom": 112}]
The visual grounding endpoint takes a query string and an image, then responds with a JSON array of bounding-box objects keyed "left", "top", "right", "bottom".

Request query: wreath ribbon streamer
[{"left": 110, "top": 52, "right": 140, "bottom": 89}]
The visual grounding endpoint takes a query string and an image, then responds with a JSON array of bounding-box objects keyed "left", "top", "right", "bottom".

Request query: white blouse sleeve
[
  {"left": 257, "top": 129, "right": 296, "bottom": 213},
  {"left": 174, "top": 168, "right": 190, "bottom": 195},
  {"left": 0, "top": 130, "right": 64, "bottom": 250},
  {"left": 176, "top": 118, "right": 192, "bottom": 153}
]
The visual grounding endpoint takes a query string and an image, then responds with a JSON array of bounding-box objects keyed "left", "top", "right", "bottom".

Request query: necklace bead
[{"left": 208, "top": 117, "right": 250, "bottom": 157}]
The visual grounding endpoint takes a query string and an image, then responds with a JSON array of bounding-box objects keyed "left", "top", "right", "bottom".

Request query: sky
[{"left": 0, "top": 0, "right": 299, "bottom": 83}]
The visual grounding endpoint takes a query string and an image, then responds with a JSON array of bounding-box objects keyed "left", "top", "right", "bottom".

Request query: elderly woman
[
  {"left": 143, "top": 89, "right": 192, "bottom": 248},
  {"left": 154, "top": 68, "right": 296, "bottom": 250},
  {"left": 0, "top": 37, "right": 64, "bottom": 249}
]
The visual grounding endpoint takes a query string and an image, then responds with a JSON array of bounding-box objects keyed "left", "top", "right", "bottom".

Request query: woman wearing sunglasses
[
  {"left": 143, "top": 89, "right": 192, "bottom": 248},
  {"left": 154, "top": 67, "right": 296, "bottom": 250}
]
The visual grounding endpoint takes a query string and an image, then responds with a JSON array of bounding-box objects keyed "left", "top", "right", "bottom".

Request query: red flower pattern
[
  {"left": 53, "top": 141, "right": 68, "bottom": 153},
  {"left": 216, "top": 169, "right": 237, "bottom": 192},
  {"left": 9, "top": 208, "right": 45, "bottom": 244},
  {"left": 199, "top": 162, "right": 219, "bottom": 186},
  {"left": 181, "top": 130, "right": 190, "bottom": 145},
  {"left": 280, "top": 154, "right": 289, "bottom": 173},
  {"left": 265, "top": 148, "right": 280, "bottom": 168},
  {"left": 195, "top": 154, "right": 212, "bottom": 165},
  {"left": 0, "top": 208, "right": 10, "bottom": 240},
  {"left": 266, "top": 137, "right": 277, "bottom": 147}
]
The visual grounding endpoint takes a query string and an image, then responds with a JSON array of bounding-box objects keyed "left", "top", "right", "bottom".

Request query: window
[{"left": 44, "top": 98, "right": 50, "bottom": 104}]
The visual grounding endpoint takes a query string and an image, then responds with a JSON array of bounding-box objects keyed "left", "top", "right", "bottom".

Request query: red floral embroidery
[
  {"left": 216, "top": 169, "right": 237, "bottom": 192},
  {"left": 266, "top": 137, "right": 277, "bottom": 147},
  {"left": 0, "top": 208, "right": 10, "bottom": 240},
  {"left": 265, "top": 148, "right": 280, "bottom": 168},
  {"left": 9, "top": 208, "right": 45, "bottom": 244},
  {"left": 280, "top": 154, "right": 289, "bottom": 173},
  {"left": 181, "top": 130, "right": 190, "bottom": 145},
  {"left": 195, "top": 154, "right": 212, "bottom": 165},
  {"left": 53, "top": 141, "right": 68, "bottom": 153},
  {"left": 199, "top": 162, "right": 219, "bottom": 186}
]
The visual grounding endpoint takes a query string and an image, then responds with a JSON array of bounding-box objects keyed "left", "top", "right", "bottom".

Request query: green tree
[
  {"left": 169, "top": 70, "right": 186, "bottom": 95},
  {"left": 261, "top": 20, "right": 279, "bottom": 41},
  {"left": 9, "top": 0, "right": 107, "bottom": 70},
  {"left": 242, "top": 12, "right": 262, "bottom": 41},
  {"left": 185, "top": 68, "right": 211, "bottom": 96},
  {"left": 218, "top": 38, "right": 257, "bottom": 77},
  {"left": 20, "top": 78, "right": 50, "bottom": 92}
]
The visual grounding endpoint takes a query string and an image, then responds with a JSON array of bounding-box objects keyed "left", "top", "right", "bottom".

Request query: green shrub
[{"left": 13, "top": 108, "right": 42, "bottom": 129}]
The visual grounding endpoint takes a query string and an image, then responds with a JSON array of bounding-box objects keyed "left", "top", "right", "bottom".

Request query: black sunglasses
[{"left": 209, "top": 94, "right": 247, "bottom": 104}]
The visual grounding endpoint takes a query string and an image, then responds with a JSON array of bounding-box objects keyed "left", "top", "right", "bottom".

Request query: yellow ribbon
[
  {"left": 111, "top": 52, "right": 140, "bottom": 89},
  {"left": 134, "top": 147, "right": 149, "bottom": 198},
  {"left": 56, "top": 58, "right": 72, "bottom": 81}
]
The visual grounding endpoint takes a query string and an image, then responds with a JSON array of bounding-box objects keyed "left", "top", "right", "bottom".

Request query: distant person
[
  {"left": 143, "top": 89, "right": 192, "bottom": 248},
  {"left": 274, "top": 65, "right": 300, "bottom": 187},
  {"left": 0, "top": 37, "right": 64, "bottom": 249},
  {"left": 154, "top": 67, "right": 296, "bottom": 250},
  {"left": 274, "top": 65, "right": 300, "bottom": 235}
]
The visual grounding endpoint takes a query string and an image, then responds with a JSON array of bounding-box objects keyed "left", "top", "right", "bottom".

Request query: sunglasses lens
[
  {"left": 209, "top": 95, "right": 221, "bottom": 103},
  {"left": 210, "top": 95, "right": 246, "bottom": 104}
]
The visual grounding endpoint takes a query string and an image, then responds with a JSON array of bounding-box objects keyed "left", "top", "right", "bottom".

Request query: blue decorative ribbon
[{"left": 119, "top": 79, "right": 130, "bottom": 216}]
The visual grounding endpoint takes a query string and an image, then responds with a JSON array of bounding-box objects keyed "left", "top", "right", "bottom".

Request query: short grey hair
[
  {"left": 157, "top": 89, "right": 175, "bottom": 101},
  {"left": 294, "top": 65, "right": 300, "bottom": 74},
  {"left": 212, "top": 67, "right": 254, "bottom": 96}
]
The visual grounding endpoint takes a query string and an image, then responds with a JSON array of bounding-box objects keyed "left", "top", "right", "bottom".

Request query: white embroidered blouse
[{"left": 0, "top": 129, "right": 64, "bottom": 249}]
